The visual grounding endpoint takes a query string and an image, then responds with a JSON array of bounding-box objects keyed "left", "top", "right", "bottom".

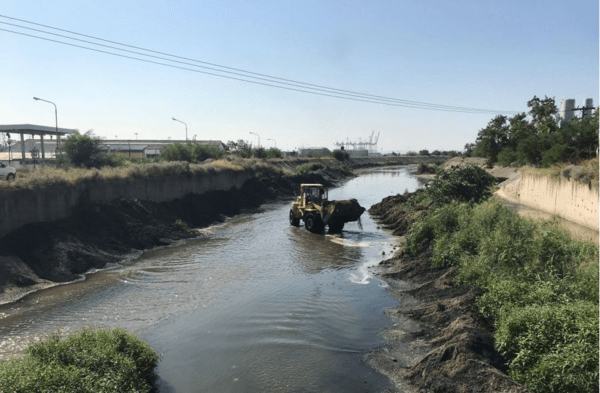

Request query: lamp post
[
  {"left": 33, "top": 97, "right": 58, "bottom": 145},
  {"left": 172, "top": 117, "right": 188, "bottom": 141},
  {"left": 267, "top": 138, "right": 276, "bottom": 148},
  {"left": 7, "top": 138, "right": 12, "bottom": 166},
  {"left": 249, "top": 132, "right": 260, "bottom": 148}
]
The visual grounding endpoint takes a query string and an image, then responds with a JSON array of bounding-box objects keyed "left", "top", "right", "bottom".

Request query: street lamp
[
  {"left": 267, "top": 138, "right": 276, "bottom": 148},
  {"left": 250, "top": 132, "right": 260, "bottom": 148},
  {"left": 172, "top": 117, "right": 188, "bottom": 141},
  {"left": 7, "top": 138, "right": 13, "bottom": 165},
  {"left": 33, "top": 96, "right": 58, "bottom": 148}
]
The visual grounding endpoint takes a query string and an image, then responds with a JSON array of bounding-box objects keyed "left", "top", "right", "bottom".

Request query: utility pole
[{"left": 571, "top": 105, "right": 597, "bottom": 118}]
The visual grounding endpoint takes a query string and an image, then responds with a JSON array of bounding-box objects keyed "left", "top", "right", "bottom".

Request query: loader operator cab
[{"left": 301, "top": 184, "right": 327, "bottom": 205}]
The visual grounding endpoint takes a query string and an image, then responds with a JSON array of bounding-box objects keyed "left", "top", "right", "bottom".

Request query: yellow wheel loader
[{"left": 289, "top": 184, "right": 365, "bottom": 233}]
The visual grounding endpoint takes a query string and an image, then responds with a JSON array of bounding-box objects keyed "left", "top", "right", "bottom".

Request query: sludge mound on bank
[{"left": 368, "top": 192, "right": 430, "bottom": 237}]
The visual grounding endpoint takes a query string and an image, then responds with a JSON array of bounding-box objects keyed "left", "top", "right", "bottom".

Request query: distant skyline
[{"left": 2, "top": 0, "right": 598, "bottom": 153}]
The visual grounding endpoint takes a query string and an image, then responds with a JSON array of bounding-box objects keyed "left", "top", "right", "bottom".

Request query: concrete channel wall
[
  {"left": 498, "top": 172, "right": 599, "bottom": 230},
  {"left": 0, "top": 169, "right": 254, "bottom": 239}
]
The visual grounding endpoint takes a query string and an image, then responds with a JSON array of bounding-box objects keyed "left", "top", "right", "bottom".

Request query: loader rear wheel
[
  {"left": 328, "top": 222, "right": 344, "bottom": 234},
  {"left": 305, "top": 214, "right": 323, "bottom": 233},
  {"left": 289, "top": 210, "right": 300, "bottom": 226}
]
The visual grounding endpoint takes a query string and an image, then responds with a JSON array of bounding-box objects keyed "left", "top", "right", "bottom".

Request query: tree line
[
  {"left": 57, "top": 134, "right": 284, "bottom": 168},
  {"left": 466, "top": 96, "right": 599, "bottom": 167}
]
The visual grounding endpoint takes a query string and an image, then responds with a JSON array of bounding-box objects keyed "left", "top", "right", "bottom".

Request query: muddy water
[{"left": 0, "top": 166, "right": 422, "bottom": 392}]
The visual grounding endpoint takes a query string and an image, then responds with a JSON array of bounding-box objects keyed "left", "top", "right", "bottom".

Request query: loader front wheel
[
  {"left": 305, "top": 214, "right": 323, "bottom": 233},
  {"left": 289, "top": 210, "right": 300, "bottom": 226}
]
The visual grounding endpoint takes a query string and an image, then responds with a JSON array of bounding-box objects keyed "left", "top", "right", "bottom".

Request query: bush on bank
[
  {"left": 404, "top": 199, "right": 599, "bottom": 393},
  {"left": 0, "top": 327, "right": 160, "bottom": 393},
  {"left": 407, "top": 165, "right": 497, "bottom": 208},
  {"left": 159, "top": 142, "right": 225, "bottom": 162}
]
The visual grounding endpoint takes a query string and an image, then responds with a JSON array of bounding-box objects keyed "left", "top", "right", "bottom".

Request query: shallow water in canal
[{"left": 0, "top": 166, "right": 423, "bottom": 392}]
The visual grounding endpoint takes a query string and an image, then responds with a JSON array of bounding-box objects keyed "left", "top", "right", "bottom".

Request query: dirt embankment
[
  {"left": 0, "top": 166, "right": 349, "bottom": 303},
  {"left": 367, "top": 193, "right": 530, "bottom": 393}
]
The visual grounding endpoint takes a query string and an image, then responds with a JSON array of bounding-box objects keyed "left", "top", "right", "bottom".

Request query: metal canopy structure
[{"left": 0, "top": 124, "right": 77, "bottom": 162}]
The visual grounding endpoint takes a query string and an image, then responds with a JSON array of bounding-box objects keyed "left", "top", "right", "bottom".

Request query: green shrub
[
  {"left": 332, "top": 149, "right": 349, "bottom": 161},
  {"left": 264, "top": 147, "right": 282, "bottom": 159},
  {"left": 540, "top": 143, "right": 574, "bottom": 167},
  {"left": 253, "top": 146, "right": 266, "bottom": 158},
  {"left": 422, "top": 165, "right": 496, "bottom": 205},
  {"left": 403, "top": 196, "right": 599, "bottom": 392},
  {"left": 496, "top": 147, "right": 518, "bottom": 166},
  {"left": 495, "top": 302, "right": 598, "bottom": 393},
  {"left": 160, "top": 143, "right": 224, "bottom": 163},
  {"left": 0, "top": 327, "right": 160, "bottom": 392},
  {"left": 294, "top": 163, "right": 324, "bottom": 175},
  {"left": 60, "top": 131, "right": 107, "bottom": 168}
]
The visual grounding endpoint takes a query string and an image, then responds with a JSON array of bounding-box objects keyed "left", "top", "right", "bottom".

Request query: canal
[{"left": 0, "top": 166, "right": 422, "bottom": 392}]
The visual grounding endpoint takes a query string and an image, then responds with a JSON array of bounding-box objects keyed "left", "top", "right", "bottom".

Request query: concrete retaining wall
[
  {"left": 0, "top": 169, "right": 253, "bottom": 239},
  {"left": 498, "top": 172, "right": 599, "bottom": 230}
]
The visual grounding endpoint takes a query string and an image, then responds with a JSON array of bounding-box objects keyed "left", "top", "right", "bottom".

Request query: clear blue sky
[{"left": 2, "top": 0, "right": 598, "bottom": 152}]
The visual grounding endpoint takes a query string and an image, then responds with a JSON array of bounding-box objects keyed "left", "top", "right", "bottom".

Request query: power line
[
  {"left": 4, "top": 27, "right": 507, "bottom": 114},
  {"left": 1, "top": 15, "right": 519, "bottom": 114},
  {"left": 1, "top": 20, "right": 516, "bottom": 114},
  {"left": 0, "top": 16, "right": 515, "bottom": 114}
]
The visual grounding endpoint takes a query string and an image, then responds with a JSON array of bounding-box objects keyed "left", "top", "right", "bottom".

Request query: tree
[
  {"left": 463, "top": 143, "right": 475, "bottom": 157},
  {"left": 508, "top": 113, "right": 534, "bottom": 147},
  {"left": 60, "top": 130, "right": 106, "bottom": 168},
  {"left": 560, "top": 108, "right": 599, "bottom": 160},
  {"left": 419, "top": 149, "right": 430, "bottom": 156},
  {"left": 226, "top": 139, "right": 253, "bottom": 158},
  {"left": 527, "top": 95, "right": 559, "bottom": 134},
  {"left": 473, "top": 115, "right": 510, "bottom": 163}
]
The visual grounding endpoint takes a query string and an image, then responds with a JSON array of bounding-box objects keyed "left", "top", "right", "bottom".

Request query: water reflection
[{"left": 288, "top": 228, "right": 364, "bottom": 274}]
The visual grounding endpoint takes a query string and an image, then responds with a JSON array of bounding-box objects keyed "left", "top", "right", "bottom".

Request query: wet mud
[{"left": 367, "top": 193, "right": 530, "bottom": 393}]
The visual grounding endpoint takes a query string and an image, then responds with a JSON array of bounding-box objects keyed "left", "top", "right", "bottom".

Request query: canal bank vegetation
[
  {"left": 0, "top": 327, "right": 159, "bottom": 393},
  {"left": 519, "top": 156, "right": 599, "bottom": 188},
  {"left": 404, "top": 201, "right": 598, "bottom": 392},
  {"left": 371, "top": 166, "right": 598, "bottom": 393},
  {"left": 0, "top": 159, "right": 246, "bottom": 190}
]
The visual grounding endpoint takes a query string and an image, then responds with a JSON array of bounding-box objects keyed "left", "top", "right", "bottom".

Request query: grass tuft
[{"left": 0, "top": 327, "right": 160, "bottom": 392}]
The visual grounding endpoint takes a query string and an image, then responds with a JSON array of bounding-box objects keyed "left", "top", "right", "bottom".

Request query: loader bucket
[{"left": 324, "top": 199, "right": 365, "bottom": 224}]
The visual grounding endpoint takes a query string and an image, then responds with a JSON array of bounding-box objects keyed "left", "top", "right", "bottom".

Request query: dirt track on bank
[{"left": 367, "top": 192, "right": 530, "bottom": 393}]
